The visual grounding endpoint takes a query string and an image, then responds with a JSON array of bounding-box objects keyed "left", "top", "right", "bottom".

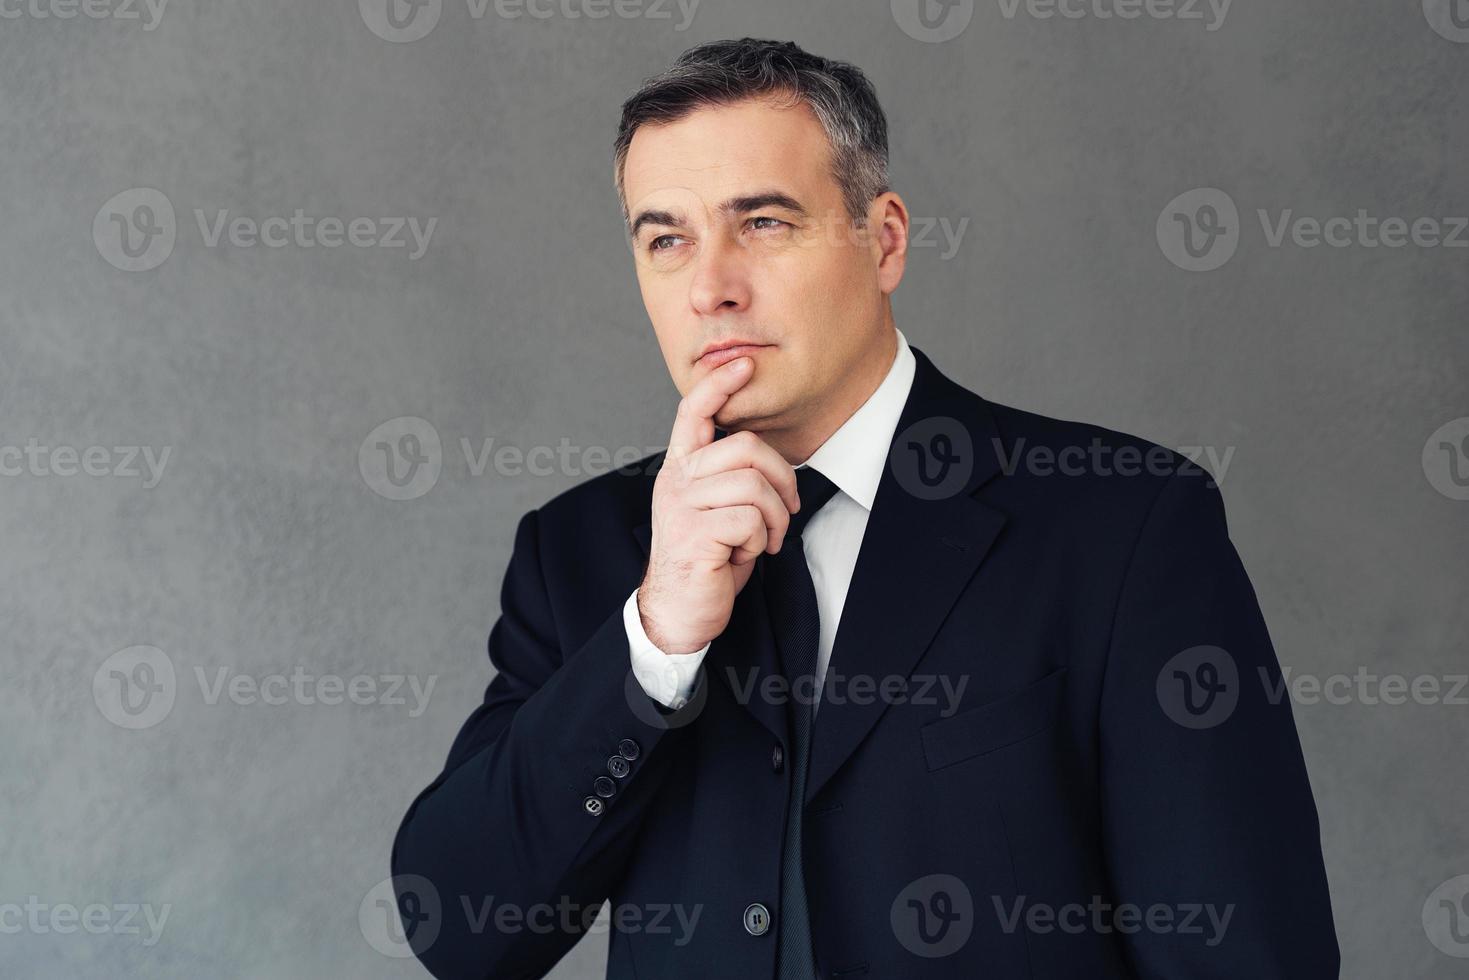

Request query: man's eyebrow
[{"left": 628, "top": 191, "right": 809, "bottom": 239}]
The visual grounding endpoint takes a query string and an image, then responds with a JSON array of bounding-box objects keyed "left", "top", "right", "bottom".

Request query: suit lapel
[{"left": 804, "top": 348, "right": 1007, "bottom": 803}]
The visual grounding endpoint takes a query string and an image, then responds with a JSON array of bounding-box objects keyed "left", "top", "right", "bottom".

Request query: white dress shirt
[{"left": 626, "top": 329, "right": 917, "bottom": 713}]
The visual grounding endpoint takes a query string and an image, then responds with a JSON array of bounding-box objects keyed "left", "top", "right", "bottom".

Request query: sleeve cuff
[{"left": 624, "top": 589, "right": 710, "bottom": 710}]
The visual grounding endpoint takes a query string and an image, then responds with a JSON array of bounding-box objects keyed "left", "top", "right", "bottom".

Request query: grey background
[{"left": 2, "top": 0, "right": 1465, "bottom": 976}]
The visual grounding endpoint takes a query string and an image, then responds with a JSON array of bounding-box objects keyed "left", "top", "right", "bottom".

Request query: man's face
[{"left": 621, "top": 96, "right": 904, "bottom": 433}]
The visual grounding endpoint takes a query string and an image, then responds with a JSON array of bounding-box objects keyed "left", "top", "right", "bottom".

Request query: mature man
[{"left": 391, "top": 38, "right": 1338, "bottom": 979}]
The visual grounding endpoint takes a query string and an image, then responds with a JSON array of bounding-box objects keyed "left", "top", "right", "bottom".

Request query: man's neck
[{"left": 759, "top": 327, "right": 900, "bottom": 465}]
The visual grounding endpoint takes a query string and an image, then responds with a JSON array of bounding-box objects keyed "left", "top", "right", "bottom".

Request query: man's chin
[{"left": 712, "top": 388, "right": 787, "bottom": 433}]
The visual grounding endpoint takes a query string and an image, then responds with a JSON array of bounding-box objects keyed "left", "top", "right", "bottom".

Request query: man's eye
[
  {"left": 648, "top": 235, "right": 682, "bottom": 253},
  {"left": 749, "top": 216, "right": 788, "bottom": 232}
]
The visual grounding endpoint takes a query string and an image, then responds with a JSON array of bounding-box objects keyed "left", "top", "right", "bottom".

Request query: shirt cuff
[{"left": 624, "top": 588, "right": 710, "bottom": 710}]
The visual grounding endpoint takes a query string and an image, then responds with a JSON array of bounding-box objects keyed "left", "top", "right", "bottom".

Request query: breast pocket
[{"left": 920, "top": 667, "right": 1068, "bottom": 772}]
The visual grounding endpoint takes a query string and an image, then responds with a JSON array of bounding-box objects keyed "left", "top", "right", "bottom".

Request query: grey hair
[{"left": 613, "top": 38, "right": 890, "bottom": 231}]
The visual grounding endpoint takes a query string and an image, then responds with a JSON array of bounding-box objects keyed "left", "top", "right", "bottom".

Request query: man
[{"left": 391, "top": 38, "right": 1339, "bottom": 979}]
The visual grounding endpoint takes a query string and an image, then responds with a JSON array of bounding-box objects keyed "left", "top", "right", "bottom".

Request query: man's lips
[{"left": 696, "top": 342, "right": 775, "bottom": 369}]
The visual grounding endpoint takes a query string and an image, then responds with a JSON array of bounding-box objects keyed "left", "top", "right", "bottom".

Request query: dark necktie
[{"left": 765, "top": 465, "right": 840, "bottom": 980}]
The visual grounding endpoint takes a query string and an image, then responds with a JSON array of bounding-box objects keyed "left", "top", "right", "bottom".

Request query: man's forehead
[{"left": 622, "top": 98, "right": 833, "bottom": 213}]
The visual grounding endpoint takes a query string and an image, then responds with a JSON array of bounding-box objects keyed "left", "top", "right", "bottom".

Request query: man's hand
[{"left": 638, "top": 357, "right": 801, "bottom": 654}]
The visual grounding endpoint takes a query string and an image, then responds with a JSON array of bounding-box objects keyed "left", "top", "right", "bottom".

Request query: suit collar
[
  {"left": 803, "top": 343, "right": 1007, "bottom": 801},
  {"left": 800, "top": 328, "right": 915, "bottom": 512}
]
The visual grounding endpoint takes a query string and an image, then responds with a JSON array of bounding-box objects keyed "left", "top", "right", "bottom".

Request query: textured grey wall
[{"left": 2, "top": 0, "right": 1465, "bottom": 977}]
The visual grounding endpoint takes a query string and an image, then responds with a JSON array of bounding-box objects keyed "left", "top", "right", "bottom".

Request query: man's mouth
[{"left": 695, "top": 341, "right": 776, "bottom": 369}]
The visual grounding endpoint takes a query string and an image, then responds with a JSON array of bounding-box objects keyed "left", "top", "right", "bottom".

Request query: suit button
[
  {"left": 583, "top": 797, "right": 603, "bottom": 816},
  {"left": 618, "top": 738, "right": 641, "bottom": 761},
  {"left": 593, "top": 776, "right": 617, "bottom": 798},
  {"left": 771, "top": 745, "right": 784, "bottom": 772},
  {"left": 743, "top": 903, "right": 771, "bottom": 936},
  {"left": 608, "top": 755, "right": 631, "bottom": 779}
]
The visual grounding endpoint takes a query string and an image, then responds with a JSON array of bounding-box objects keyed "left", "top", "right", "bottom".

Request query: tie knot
[{"left": 789, "top": 466, "right": 839, "bottom": 539}]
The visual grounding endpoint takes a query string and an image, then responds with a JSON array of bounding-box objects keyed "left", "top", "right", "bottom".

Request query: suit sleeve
[
  {"left": 1098, "top": 471, "right": 1340, "bottom": 978},
  {"left": 389, "top": 507, "right": 702, "bottom": 979}
]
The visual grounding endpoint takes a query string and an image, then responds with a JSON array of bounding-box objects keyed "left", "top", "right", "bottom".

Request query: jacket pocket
[{"left": 920, "top": 667, "right": 1068, "bottom": 772}]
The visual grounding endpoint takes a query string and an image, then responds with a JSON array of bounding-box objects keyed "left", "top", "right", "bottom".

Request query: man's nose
[{"left": 688, "top": 233, "right": 752, "bottom": 315}]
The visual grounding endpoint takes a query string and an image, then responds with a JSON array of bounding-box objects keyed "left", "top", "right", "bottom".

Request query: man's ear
[{"left": 870, "top": 192, "right": 910, "bottom": 295}]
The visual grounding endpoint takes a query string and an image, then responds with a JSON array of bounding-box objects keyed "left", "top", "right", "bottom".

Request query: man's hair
[{"left": 613, "top": 38, "right": 890, "bottom": 232}]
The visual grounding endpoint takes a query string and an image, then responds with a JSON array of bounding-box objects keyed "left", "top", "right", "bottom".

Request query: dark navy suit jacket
[{"left": 390, "top": 346, "right": 1339, "bottom": 978}]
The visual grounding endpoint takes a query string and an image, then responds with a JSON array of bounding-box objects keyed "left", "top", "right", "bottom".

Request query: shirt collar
[{"left": 798, "top": 329, "right": 916, "bottom": 512}]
